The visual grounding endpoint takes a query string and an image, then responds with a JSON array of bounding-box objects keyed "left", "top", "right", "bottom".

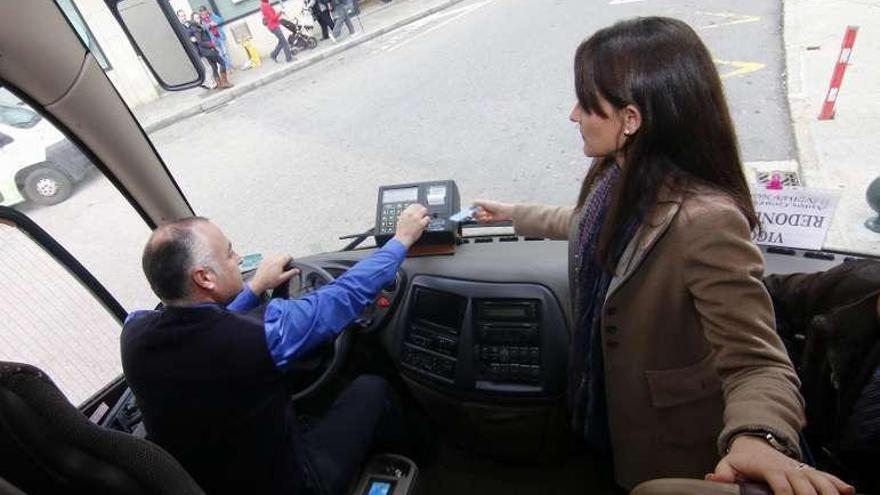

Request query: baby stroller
[{"left": 280, "top": 17, "right": 318, "bottom": 52}]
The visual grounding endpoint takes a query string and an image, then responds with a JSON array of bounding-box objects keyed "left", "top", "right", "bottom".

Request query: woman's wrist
[{"left": 725, "top": 429, "right": 798, "bottom": 459}]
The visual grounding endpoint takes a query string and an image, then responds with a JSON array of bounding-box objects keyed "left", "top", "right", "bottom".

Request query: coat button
[
  {"left": 605, "top": 326, "right": 618, "bottom": 334},
  {"left": 605, "top": 339, "right": 619, "bottom": 349}
]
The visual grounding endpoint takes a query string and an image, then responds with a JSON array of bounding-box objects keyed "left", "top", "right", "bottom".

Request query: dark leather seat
[{"left": 0, "top": 361, "right": 205, "bottom": 495}]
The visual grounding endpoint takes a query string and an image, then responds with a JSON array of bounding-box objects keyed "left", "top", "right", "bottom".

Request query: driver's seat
[{"left": 0, "top": 361, "right": 205, "bottom": 494}]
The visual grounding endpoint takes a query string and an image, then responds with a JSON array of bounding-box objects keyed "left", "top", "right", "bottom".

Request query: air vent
[
  {"left": 384, "top": 274, "right": 399, "bottom": 293},
  {"left": 767, "top": 246, "right": 796, "bottom": 256},
  {"left": 474, "top": 238, "right": 493, "bottom": 244},
  {"left": 499, "top": 236, "right": 518, "bottom": 243},
  {"left": 803, "top": 251, "right": 835, "bottom": 261}
]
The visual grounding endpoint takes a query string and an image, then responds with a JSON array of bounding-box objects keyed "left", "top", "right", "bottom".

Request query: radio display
[
  {"left": 477, "top": 300, "right": 538, "bottom": 321},
  {"left": 382, "top": 187, "right": 419, "bottom": 204},
  {"left": 413, "top": 288, "right": 465, "bottom": 331}
]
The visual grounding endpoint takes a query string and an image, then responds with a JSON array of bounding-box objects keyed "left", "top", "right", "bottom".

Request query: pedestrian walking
[
  {"left": 309, "top": 0, "right": 336, "bottom": 41},
  {"left": 330, "top": 0, "right": 356, "bottom": 38},
  {"left": 260, "top": 0, "right": 295, "bottom": 63},
  {"left": 188, "top": 13, "right": 233, "bottom": 90},
  {"left": 199, "top": 6, "right": 232, "bottom": 71}
]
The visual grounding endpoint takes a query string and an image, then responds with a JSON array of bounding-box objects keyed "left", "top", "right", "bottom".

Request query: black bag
[{"left": 765, "top": 259, "right": 880, "bottom": 491}]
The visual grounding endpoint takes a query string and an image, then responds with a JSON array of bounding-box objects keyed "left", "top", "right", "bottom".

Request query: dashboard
[{"left": 296, "top": 234, "right": 857, "bottom": 459}]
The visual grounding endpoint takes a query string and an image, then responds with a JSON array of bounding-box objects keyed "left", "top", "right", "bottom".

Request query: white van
[{"left": 0, "top": 103, "right": 93, "bottom": 206}]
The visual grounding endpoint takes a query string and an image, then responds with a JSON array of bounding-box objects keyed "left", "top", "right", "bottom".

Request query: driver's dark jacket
[
  {"left": 123, "top": 304, "right": 294, "bottom": 495},
  {"left": 120, "top": 240, "right": 406, "bottom": 495}
]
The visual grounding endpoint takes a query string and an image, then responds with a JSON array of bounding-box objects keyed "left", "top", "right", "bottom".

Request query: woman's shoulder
[{"left": 666, "top": 183, "right": 751, "bottom": 232}]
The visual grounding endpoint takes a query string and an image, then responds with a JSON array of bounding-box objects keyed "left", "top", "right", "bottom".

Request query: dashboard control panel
[
  {"left": 397, "top": 276, "right": 568, "bottom": 397},
  {"left": 474, "top": 300, "right": 542, "bottom": 385},
  {"left": 400, "top": 288, "right": 465, "bottom": 383}
]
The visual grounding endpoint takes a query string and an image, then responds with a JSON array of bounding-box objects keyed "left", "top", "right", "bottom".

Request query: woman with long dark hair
[{"left": 475, "top": 17, "right": 854, "bottom": 495}]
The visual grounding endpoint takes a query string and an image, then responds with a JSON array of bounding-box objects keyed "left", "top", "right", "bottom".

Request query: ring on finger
[{"left": 794, "top": 462, "right": 809, "bottom": 471}]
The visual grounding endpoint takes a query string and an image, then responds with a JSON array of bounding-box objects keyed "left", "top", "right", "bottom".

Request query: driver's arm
[
  {"left": 263, "top": 204, "right": 429, "bottom": 370},
  {"left": 263, "top": 239, "right": 406, "bottom": 370}
]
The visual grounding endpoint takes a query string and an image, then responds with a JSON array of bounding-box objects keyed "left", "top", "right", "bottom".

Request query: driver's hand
[
  {"left": 393, "top": 204, "right": 430, "bottom": 249},
  {"left": 249, "top": 254, "right": 300, "bottom": 295}
]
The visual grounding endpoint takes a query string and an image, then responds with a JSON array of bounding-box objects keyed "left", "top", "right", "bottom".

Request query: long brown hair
[{"left": 574, "top": 17, "right": 758, "bottom": 268}]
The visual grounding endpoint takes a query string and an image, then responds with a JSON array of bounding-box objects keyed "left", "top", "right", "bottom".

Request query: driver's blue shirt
[{"left": 126, "top": 239, "right": 406, "bottom": 370}]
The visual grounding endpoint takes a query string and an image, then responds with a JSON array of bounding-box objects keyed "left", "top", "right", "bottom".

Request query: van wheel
[{"left": 23, "top": 167, "right": 72, "bottom": 205}]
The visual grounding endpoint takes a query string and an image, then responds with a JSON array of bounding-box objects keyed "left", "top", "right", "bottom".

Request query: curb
[
  {"left": 142, "top": 0, "right": 470, "bottom": 134},
  {"left": 782, "top": 0, "right": 822, "bottom": 186}
]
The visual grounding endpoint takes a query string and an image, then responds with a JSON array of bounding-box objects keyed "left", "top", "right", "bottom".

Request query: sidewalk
[
  {"left": 784, "top": 0, "right": 880, "bottom": 255},
  {"left": 134, "top": 0, "right": 468, "bottom": 134}
]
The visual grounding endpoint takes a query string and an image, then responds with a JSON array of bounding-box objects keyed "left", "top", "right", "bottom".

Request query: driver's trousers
[{"left": 295, "top": 375, "right": 417, "bottom": 495}]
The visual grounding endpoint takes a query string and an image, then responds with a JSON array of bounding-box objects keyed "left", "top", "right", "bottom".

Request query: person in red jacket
[{"left": 260, "top": 0, "right": 294, "bottom": 63}]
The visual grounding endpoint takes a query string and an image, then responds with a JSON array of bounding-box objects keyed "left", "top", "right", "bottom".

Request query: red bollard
[{"left": 818, "top": 26, "right": 859, "bottom": 121}]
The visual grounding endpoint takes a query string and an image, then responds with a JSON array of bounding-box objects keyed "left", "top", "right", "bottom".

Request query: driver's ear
[{"left": 192, "top": 267, "right": 215, "bottom": 292}]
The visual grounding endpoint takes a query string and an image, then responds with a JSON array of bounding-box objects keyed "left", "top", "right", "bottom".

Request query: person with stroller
[
  {"left": 187, "top": 13, "right": 233, "bottom": 90},
  {"left": 260, "top": 0, "right": 295, "bottom": 63}
]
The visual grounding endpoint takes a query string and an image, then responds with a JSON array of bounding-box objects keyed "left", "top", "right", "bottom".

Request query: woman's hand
[
  {"left": 707, "top": 436, "right": 854, "bottom": 495},
  {"left": 472, "top": 199, "right": 515, "bottom": 224}
]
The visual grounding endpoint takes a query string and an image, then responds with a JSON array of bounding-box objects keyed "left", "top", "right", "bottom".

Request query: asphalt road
[{"left": 22, "top": 0, "right": 794, "bottom": 309}]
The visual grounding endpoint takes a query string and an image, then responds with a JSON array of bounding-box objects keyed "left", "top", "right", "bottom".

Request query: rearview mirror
[{"left": 103, "top": 0, "right": 204, "bottom": 91}]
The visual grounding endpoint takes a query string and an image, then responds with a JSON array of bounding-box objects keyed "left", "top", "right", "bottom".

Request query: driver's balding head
[{"left": 142, "top": 217, "right": 216, "bottom": 304}]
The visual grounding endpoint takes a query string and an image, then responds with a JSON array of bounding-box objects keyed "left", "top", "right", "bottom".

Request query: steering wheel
[{"left": 271, "top": 260, "right": 351, "bottom": 402}]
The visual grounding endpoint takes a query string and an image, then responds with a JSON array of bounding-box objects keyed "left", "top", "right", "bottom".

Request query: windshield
[
  {"left": 18, "top": 0, "right": 880, "bottom": 300},
  {"left": 0, "top": 104, "right": 41, "bottom": 129}
]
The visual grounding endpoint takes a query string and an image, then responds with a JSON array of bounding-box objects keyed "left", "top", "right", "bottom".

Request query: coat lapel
[{"left": 605, "top": 189, "right": 682, "bottom": 302}]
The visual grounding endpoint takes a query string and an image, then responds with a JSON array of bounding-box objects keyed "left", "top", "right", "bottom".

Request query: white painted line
[
  {"left": 384, "top": 0, "right": 496, "bottom": 53},
  {"left": 698, "top": 11, "right": 761, "bottom": 30},
  {"left": 609, "top": 0, "right": 649, "bottom": 5}
]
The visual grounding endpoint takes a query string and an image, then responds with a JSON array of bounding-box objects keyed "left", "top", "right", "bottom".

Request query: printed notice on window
[{"left": 751, "top": 187, "right": 841, "bottom": 250}]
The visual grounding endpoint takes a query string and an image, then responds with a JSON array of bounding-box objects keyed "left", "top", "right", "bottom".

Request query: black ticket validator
[{"left": 374, "top": 180, "right": 461, "bottom": 247}]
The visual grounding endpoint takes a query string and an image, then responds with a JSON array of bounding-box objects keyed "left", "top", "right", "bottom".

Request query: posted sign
[{"left": 751, "top": 187, "right": 841, "bottom": 250}]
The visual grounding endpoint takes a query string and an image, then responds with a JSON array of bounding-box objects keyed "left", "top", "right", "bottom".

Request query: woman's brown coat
[{"left": 513, "top": 185, "right": 805, "bottom": 489}]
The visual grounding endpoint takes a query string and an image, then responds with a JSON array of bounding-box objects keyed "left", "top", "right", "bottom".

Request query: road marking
[
  {"left": 715, "top": 59, "right": 765, "bottom": 79},
  {"left": 698, "top": 11, "right": 761, "bottom": 30},
  {"left": 609, "top": 0, "right": 650, "bottom": 4},
  {"left": 384, "top": 0, "right": 496, "bottom": 53}
]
